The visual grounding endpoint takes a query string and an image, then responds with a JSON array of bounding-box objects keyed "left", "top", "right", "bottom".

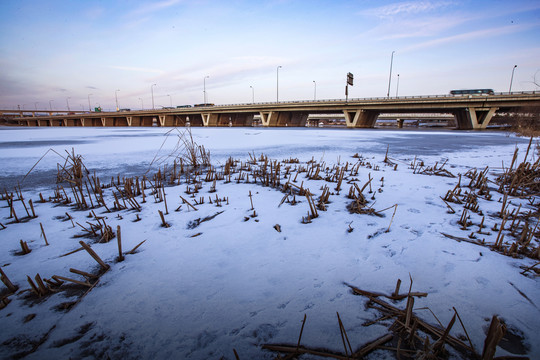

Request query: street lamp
[
  {"left": 115, "top": 89, "right": 120, "bottom": 111},
  {"left": 139, "top": 98, "right": 144, "bottom": 110},
  {"left": 509, "top": 65, "right": 517, "bottom": 93},
  {"left": 313, "top": 80, "right": 317, "bottom": 101},
  {"left": 276, "top": 65, "right": 282, "bottom": 102},
  {"left": 151, "top": 83, "right": 157, "bottom": 109},
  {"left": 34, "top": 102, "right": 39, "bottom": 110},
  {"left": 49, "top": 100, "right": 54, "bottom": 111},
  {"left": 250, "top": 86, "right": 254, "bottom": 104},
  {"left": 87, "top": 94, "right": 93, "bottom": 112},
  {"left": 203, "top": 76, "right": 209, "bottom": 104},
  {"left": 387, "top": 51, "right": 395, "bottom": 98},
  {"left": 167, "top": 94, "right": 172, "bottom": 107},
  {"left": 66, "top": 97, "right": 71, "bottom": 111},
  {"left": 396, "top": 74, "right": 400, "bottom": 97}
]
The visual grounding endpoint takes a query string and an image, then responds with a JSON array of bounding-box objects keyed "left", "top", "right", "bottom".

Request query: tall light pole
[
  {"left": 396, "top": 74, "right": 400, "bottom": 97},
  {"left": 250, "top": 86, "right": 254, "bottom": 104},
  {"left": 203, "top": 76, "right": 209, "bottom": 104},
  {"left": 115, "top": 89, "right": 120, "bottom": 111},
  {"left": 139, "top": 97, "right": 144, "bottom": 110},
  {"left": 151, "top": 83, "right": 157, "bottom": 110},
  {"left": 313, "top": 80, "right": 317, "bottom": 101},
  {"left": 387, "top": 51, "right": 395, "bottom": 98},
  {"left": 87, "top": 94, "right": 93, "bottom": 112},
  {"left": 167, "top": 94, "right": 172, "bottom": 107},
  {"left": 276, "top": 66, "right": 282, "bottom": 102},
  {"left": 509, "top": 65, "right": 517, "bottom": 93},
  {"left": 49, "top": 100, "right": 54, "bottom": 111},
  {"left": 66, "top": 97, "right": 71, "bottom": 111},
  {"left": 34, "top": 102, "right": 39, "bottom": 110}
]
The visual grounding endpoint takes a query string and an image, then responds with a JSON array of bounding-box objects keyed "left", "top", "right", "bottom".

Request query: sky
[{"left": 0, "top": 0, "right": 539, "bottom": 111}]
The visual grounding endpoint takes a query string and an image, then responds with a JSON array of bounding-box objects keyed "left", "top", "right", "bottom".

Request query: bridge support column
[
  {"left": 201, "top": 113, "right": 219, "bottom": 126},
  {"left": 259, "top": 111, "right": 307, "bottom": 127},
  {"left": 260, "top": 111, "right": 277, "bottom": 126},
  {"left": 101, "top": 117, "right": 114, "bottom": 126},
  {"left": 158, "top": 115, "right": 175, "bottom": 126},
  {"left": 343, "top": 109, "right": 379, "bottom": 128},
  {"left": 454, "top": 107, "right": 499, "bottom": 130}
]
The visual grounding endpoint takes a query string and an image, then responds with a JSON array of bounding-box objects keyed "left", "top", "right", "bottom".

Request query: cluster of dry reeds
[
  {"left": 440, "top": 139, "right": 540, "bottom": 267},
  {"left": 261, "top": 278, "right": 511, "bottom": 360}
]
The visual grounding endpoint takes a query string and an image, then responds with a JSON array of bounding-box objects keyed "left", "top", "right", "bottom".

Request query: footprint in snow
[
  {"left": 475, "top": 277, "right": 489, "bottom": 286},
  {"left": 277, "top": 301, "right": 290, "bottom": 309}
]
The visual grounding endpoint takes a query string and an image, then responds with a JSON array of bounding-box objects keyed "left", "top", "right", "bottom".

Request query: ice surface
[{"left": 0, "top": 127, "right": 538, "bottom": 359}]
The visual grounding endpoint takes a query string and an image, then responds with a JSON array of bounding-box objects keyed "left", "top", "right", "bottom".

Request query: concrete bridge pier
[
  {"left": 157, "top": 115, "right": 176, "bottom": 127},
  {"left": 259, "top": 111, "right": 308, "bottom": 126},
  {"left": 454, "top": 107, "right": 499, "bottom": 130},
  {"left": 343, "top": 109, "right": 379, "bottom": 128},
  {"left": 200, "top": 113, "right": 219, "bottom": 126}
]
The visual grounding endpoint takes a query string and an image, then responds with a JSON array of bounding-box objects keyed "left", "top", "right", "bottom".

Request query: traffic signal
[{"left": 347, "top": 72, "right": 354, "bottom": 86}]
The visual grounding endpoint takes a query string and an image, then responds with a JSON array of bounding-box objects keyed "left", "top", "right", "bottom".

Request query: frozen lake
[
  {"left": 0, "top": 127, "right": 529, "bottom": 191},
  {"left": 1, "top": 127, "right": 538, "bottom": 360}
]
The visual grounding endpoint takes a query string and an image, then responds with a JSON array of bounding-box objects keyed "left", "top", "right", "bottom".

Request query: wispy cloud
[
  {"left": 400, "top": 23, "right": 536, "bottom": 53},
  {"left": 109, "top": 65, "right": 165, "bottom": 74},
  {"left": 128, "top": 0, "right": 183, "bottom": 17},
  {"left": 362, "top": 1, "right": 455, "bottom": 18}
]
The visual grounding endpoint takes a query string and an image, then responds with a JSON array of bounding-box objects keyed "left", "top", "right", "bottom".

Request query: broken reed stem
[
  {"left": 127, "top": 239, "right": 146, "bottom": 255},
  {"left": 79, "top": 241, "right": 110, "bottom": 270},
  {"left": 249, "top": 191, "right": 254, "bottom": 210},
  {"left": 20, "top": 240, "right": 31, "bottom": 254},
  {"left": 337, "top": 312, "right": 353, "bottom": 357},
  {"left": 40, "top": 222, "right": 49, "bottom": 246},
  {"left": 0, "top": 267, "right": 18, "bottom": 293},
  {"left": 452, "top": 307, "right": 476, "bottom": 356},
  {"left": 70, "top": 268, "right": 98, "bottom": 279},
  {"left": 117, "top": 225, "right": 124, "bottom": 261},
  {"left": 162, "top": 184, "right": 169, "bottom": 215},
  {"left": 293, "top": 313, "right": 307, "bottom": 354},
  {"left": 28, "top": 199, "right": 36, "bottom": 218},
  {"left": 26, "top": 276, "right": 41, "bottom": 297},
  {"left": 52, "top": 274, "right": 92, "bottom": 287},
  {"left": 158, "top": 210, "right": 170, "bottom": 227},
  {"left": 386, "top": 204, "right": 398, "bottom": 232}
]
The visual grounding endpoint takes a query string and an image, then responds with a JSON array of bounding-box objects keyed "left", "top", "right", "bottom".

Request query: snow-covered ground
[{"left": 1, "top": 127, "right": 538, "bottom": 359}]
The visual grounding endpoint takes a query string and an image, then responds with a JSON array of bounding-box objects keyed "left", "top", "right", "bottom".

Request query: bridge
[{"left": 3, "top": 92, "right": 539, "bottom": 130}]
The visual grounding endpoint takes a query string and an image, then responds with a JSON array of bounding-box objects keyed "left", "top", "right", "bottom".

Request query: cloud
[
  {"left": 109, "top": 65, "right": 165, "bottom": 74},
  {"left": 86, "top": 86, "right": 98, "bottom": 90},
  {"left": 362, "top": 1, "right": 455, "bottom": 18},
  {"left": 128, "top": 0, "right": 183, "bottom": 17},
  {"left": 400, "top": 23, "right": 536, "bottom": 53}
]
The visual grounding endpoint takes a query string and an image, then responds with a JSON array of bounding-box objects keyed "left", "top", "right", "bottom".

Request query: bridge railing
[
  {"left": 3, "top": 91, "right": 537, "bottom": 115},
  {"left": 210, "top": 90, "right": 538, "bottom": 108}
]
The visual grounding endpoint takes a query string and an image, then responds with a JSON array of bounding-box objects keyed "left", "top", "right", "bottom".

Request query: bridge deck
[{"left": 3, "top": 92, "right": 539, "bottom": 130}]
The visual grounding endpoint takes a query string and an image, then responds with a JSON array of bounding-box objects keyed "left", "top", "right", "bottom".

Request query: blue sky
[{"left": 1, "top": 0, "right": 539, "bottom": 111}]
